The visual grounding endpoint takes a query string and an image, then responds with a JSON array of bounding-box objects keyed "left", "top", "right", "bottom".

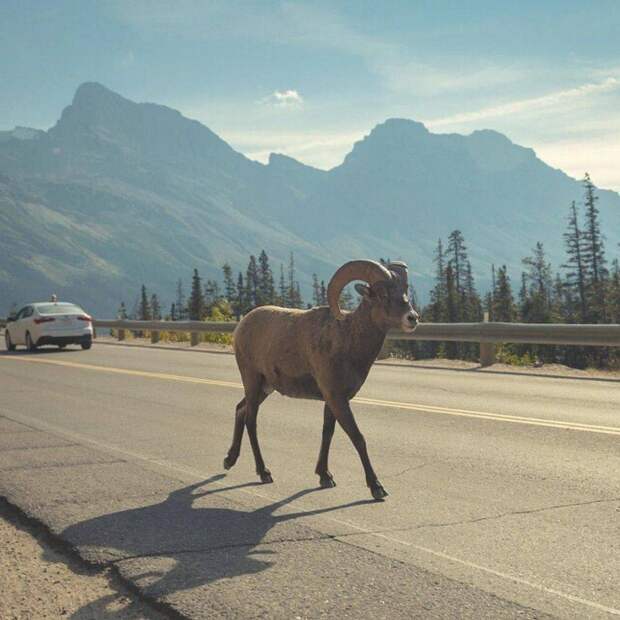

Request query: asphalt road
[{"left": 0, "top": 343, "right": 618, "bottom": 619}]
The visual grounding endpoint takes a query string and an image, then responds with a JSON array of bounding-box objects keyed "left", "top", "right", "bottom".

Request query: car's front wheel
[
  {"left": 25, "top": 332, "right": 37, "bottom": 352},
  {"left": 5, "top": 330, "right": 16, "bottom": 351}
]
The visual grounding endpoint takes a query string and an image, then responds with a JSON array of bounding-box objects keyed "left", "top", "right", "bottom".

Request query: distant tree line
[
  {"left": 120, "top": 251, "right": 356, "bottom": 326},
  {"left": 406, "top": 173, "right": 620, "bottom": 368},
  {"left": 119, "top": 174, "right": 620, "bottom": 369}
]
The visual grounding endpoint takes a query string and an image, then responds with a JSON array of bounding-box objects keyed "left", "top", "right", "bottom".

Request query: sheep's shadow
[{"left": 56, "top": 474, "right": 373, "bottom": 615}]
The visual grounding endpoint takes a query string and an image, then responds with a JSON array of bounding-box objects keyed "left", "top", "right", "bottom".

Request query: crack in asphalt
[
  {"left": 386, "top": 496, "right": 620, "bottom": 532},
  {"left": 0, "top": 442, "right": 81, "bottom": 452},
  {"left": 383, "top": 462, "right": 429, "bottom": 479},
  {"left": 0, "top": 458, "right": 127, "bottom": 472}
]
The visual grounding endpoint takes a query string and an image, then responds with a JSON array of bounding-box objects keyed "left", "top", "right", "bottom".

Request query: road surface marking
[
  {"left": 3, "top": 355, "right": 620, "bottom": 437},
  {"left": 1, "top": 403, "right": 619, "bottom": 618}
]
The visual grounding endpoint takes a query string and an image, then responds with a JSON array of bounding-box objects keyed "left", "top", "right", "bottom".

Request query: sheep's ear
[{"left": 354, "top": 283, "right": 371, "bottom": 298}]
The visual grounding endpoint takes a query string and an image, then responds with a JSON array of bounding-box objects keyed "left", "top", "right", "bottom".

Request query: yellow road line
[
  {"left": 2, "top": 356, "right": 241, "bottom": 389},
  {"left": 3, "top": 355, "right": 620, "bottom": 437}
]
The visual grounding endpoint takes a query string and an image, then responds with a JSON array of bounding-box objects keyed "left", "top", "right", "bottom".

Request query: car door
[
  {"left": 10, "top": 306, "right": 28, "bottom": 344},
  {"left": 21, "top": 305, "right": 36, "bottom": 343}
]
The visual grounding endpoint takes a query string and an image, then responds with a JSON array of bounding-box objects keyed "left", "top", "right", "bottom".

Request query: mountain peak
[
  {"left": 72, "top": 82, "right": 128, "bottom": 109},
  {"left": 369, "top": 118, "right": 429, "bottom": 140},
  {"left": 468, "top": 128, "right": 514, "bottom": 146},
  {"left": 343, "top": 118, "right": 430, "bottom": 166}
]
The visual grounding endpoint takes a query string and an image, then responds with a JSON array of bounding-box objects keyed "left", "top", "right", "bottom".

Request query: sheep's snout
[{"left": 402, "top": 310, "right": 419, "bottom": 333}]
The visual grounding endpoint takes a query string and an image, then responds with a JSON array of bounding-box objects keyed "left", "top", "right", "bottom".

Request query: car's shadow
[
  {"left": 48, "top": 475, "right": 374, "bottom": 617},
  {"left": 0, "top": 346, "right": 82, "bottom": 356}
]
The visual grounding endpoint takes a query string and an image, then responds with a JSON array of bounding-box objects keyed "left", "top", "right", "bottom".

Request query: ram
[{"left": 224, "top": 259, "right": 419, "bottom": 499}]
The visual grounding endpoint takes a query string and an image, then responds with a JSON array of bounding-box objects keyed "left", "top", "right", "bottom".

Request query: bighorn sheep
[{"left": 224, "top": 259, "right": 419, "bottom": 500}]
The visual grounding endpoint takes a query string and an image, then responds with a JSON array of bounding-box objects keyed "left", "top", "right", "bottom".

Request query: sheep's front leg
[
  {"left": 326, "top": 396, "right": 388, "bottom": 500},
  {"left": 315, "top": 404, "right": 337, "bottom": 488},
  {"left": 245, "top": 394, "right": 272, "bottom": 484}
]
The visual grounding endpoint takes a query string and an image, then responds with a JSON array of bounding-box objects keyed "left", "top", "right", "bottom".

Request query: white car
[{"left": 5, "top": 302, "right": 93, "bottom": 351}]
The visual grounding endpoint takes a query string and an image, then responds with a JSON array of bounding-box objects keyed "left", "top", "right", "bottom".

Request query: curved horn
[
  {"left": 327, "top": 260, "right": 393, "bottom": 320},
  {"left": 388, "top": 261, "right": 409, "bottom": 286}
]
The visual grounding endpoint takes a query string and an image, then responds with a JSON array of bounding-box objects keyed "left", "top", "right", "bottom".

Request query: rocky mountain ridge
[{"left": 1, "top": 82, "right": 618, "bottom": 315}]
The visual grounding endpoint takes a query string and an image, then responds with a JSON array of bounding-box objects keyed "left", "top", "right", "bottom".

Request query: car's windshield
[{"left": 36, "top": 303, "right": 85, "bottom": 315}]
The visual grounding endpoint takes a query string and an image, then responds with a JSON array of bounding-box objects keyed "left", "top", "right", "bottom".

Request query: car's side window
[
  {"left": 15, "top": 307, "right": 28, "bottom": 320},
  {"left": 23, "top": 306, "right": 34, "bottom": 318}
]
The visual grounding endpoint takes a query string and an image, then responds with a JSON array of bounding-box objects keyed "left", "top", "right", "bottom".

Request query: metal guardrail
[
  {"left": 2, "top": 317, "right": 619, "bottom": 365},
  {"left": 3, "top": 317, "right": 620, "bottom": 346},
  {"left": 90, "top": 318, "right": 620, "bottom": 346}
]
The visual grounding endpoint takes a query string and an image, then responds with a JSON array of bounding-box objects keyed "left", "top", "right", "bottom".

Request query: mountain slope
[
  {"left": 0, "top": 84, "right": 333, "bottom": 314},
  {"left": 287, "top": 119, "right": 620, "bottom": 279},
  {"left": 1, "top": 84, "right": 619, "bottom": 315}
]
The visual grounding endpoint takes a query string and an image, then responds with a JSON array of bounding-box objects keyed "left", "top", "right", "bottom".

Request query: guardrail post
[
  {"left": 151, "top": 330, "right": 160, "bottom": 344},
  {"left": 118, "top": 328, "right": 125, "bottom": 341},
  {"left": 479, "top": 312, "right": 496, "bottom": 367},
  {"left": 190, "top": 331, "right": 199, "bottom": 347}
]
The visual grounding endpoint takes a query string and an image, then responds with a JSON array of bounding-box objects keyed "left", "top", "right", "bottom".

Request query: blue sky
[{"left": 2, "top": 1, "right": 619, "bottom": 189}]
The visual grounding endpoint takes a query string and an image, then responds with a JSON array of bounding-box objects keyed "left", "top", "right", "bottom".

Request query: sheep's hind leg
[
  {"left": 244, "top": 377, "right": 272, "bottom": 483},
  {"left": 223, "top": 398, "right": 247, "bottom": 470},
  {"left": 315, "top": 404, "right": 337, "bottom": 488}
]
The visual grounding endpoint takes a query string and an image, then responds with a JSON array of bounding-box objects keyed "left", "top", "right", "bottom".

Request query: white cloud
[
  {"left": 427, "top": 77, "right": 620, "bottom": 128},
  {"left": 261, "top": 89, "right": 304, "bottom": 108}
]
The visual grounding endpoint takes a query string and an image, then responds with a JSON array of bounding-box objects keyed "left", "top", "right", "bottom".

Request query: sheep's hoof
[
  {"left": 370, "top": 482, "right": 388, "bottom": 501},
  {"left": 259, "top": 470, "right": 273, "bottom": 484},
  {"left": 319, "top": 473, "right": 336, "bottom": 488},
  {"left": 223, "top": 456, "right": 236, "bottom": 470}
]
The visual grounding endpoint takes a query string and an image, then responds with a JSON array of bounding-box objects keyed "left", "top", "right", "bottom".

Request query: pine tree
[
  {"left": 138, "top": 285, "right": 151, "bottom": 320},
  {"left": 222, "top": 263, "right": 236, "bottom": 302},
  {"left": 295, "top": 281, "right": 303, "bottom": 308},
  {"left": 245, "top": 255, "right": 259, "bottom": 309},
  {"left": 320, "top": 280, "right": 327, "bottom": 305},
  {"left": 236, "top": 272, "right": 245, "bottom": 318},
  {"left": 257, "top": 250, "right": 275, "bottom": 305},
  {"left": 117, "top": 301, "right": 128, "bottom": 320},
  {"left": 444, "top": 264, "right": 459, "bottom": 358},
  {"left": 562, "top": 201, "right": 588, "bottom": 322},
  {"left": 150, "top": 293, "right": 161, "bottom": 320},
  {"left": 518, "top": 272, "right": 528, "bottom": 317},
  {"left": 339, "top": 287, "right": 354, "bottom": 310},
  {"left": 487, "top": 264, "right": 496, "bottom": 320},
  {"left": 551, "top": 273, "right": 568, "bottom": 323},
  {"left": 175, "top": 279, "right": 186, "bottom": 320},
  {"left": 493, "top": 266, "right": 515, "bottom": 322},
  {"left": 312, "top": 273, "right": 321, "bottom": 306},
  {"left": 447, "top": 230, "right": 468, "bottom": 295},
  {"left": 463, "top": 261, "right": 482, "bottom": 322},
  {"left": 581, "top": 173, "right": 608, "bottom": 321},
  {"left": 287, "top": 252, "right": 302, "bottom": 308},
  {"left": 169, "top": 303, "right": 177, "bottom": 321},
  {"left": 429, "top": 238, "right": 447, "bottom": 322},
  {"left": 204, "top": 279, "right": 220, "bottom": 309},
  {"left": 278, "top": 264, "right": 288, "bottom": 306},
  {"left": 188, "top": 268, "right": 205, "bottom": 320},
  {"left": 521, "top": 242, "right": 553, "bottom": 323}
]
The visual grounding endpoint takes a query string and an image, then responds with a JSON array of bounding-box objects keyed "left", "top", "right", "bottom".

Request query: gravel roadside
[{"left": 0, "top": 499, "right": 170, "bottom": 620}]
